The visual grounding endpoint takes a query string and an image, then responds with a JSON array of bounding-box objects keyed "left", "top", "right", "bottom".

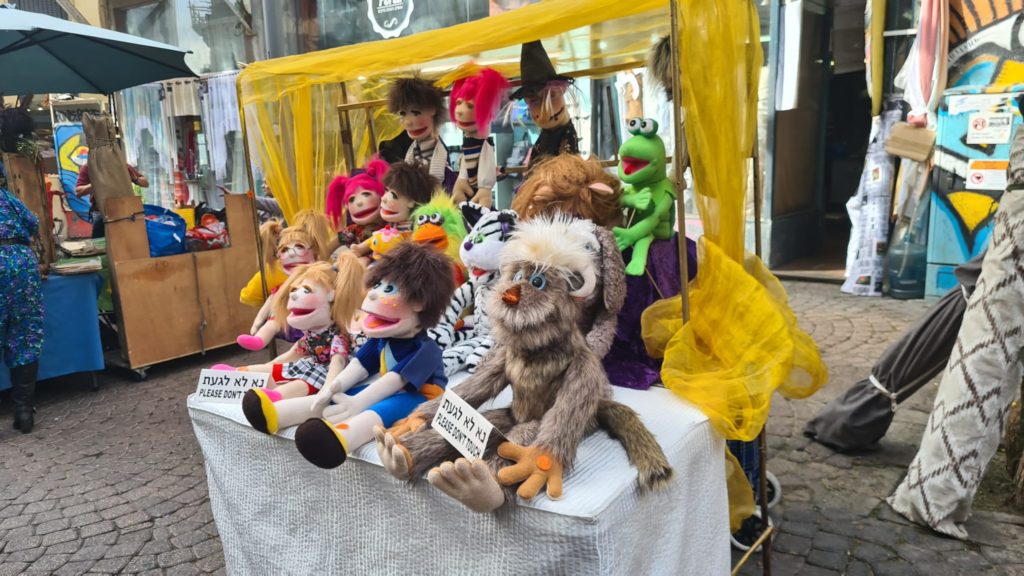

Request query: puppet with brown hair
[
  {"left": 387, "top": 77, "right": 455, "bottom": 191},
  {"left": 218, "top": 251, "right": 365, "bottom": 408},
  {"left": 510, "top": 154, "right": 625, "bottom": 359},
  {"left": 237, "top": 210, "right": 336, "bottom": 351},
  {"left": 244, "top": 242, "right": 457, "bottom": 470},
  {"left": 512, "top": 154, "right": 622, "bottom": 228},
  {"left": 350, "top": 161, "right": 437, "bottom": 263},
  {"left": 375, "top": 215, "right": 671, "bottom": 513}
]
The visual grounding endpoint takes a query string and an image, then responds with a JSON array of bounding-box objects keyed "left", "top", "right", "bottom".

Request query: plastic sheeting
[
  {"left": 236, "top": 0, "right": 671, "bottom": 223},
  {"left": 894, "top": 0, "right": 948, "bottom": 127}
]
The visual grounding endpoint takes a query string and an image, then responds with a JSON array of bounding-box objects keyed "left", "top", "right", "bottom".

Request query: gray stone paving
[{"left": 0, "top": 280, "right": 1021, "bottom": 574}]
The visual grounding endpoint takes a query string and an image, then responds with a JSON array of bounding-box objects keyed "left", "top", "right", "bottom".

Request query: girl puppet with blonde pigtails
[
  {"left": 229, "top": 252, "right": 366, "bottom": 411},
  {"left": 325, "top": 158, "right": 389, "bottom": 251},
  {"left": 449, "top": 68, "right": 510, "bottom": 208},
  {"left": 242, "top": 242, "right": 456, "bottom": 471},
  {"left": 237, "top": 210, "right": 336, "bottom": 351}
]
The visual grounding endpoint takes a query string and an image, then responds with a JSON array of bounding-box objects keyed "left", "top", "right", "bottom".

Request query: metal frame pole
[
  {"left": 235, "top": 73, "right": 276, "bottom": 359},
  {"left": 668, "top": 0, "right": 691, "bottom": 324},
  {"left": 751, "top": 3, "right": 772, "bottom": 573}
]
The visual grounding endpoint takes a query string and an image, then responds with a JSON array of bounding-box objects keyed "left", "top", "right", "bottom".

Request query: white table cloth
[{"left": 188, "top": 378, "right": 729, "bottom": 575}]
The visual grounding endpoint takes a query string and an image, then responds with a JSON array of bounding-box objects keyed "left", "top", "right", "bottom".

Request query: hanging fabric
[
  {"left": 200, "top": 71, "right": 245, "bottom": 193},
  {"left": 120, "top": 83, "right": 176, "bottom": 208},
  {"left": 162, "top": 78, "right": 203, "bottom": 118}
]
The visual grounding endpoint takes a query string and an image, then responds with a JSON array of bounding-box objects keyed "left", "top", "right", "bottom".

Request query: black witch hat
[{"left": 510, "top": 40, "right": 573, "bottom": 100}]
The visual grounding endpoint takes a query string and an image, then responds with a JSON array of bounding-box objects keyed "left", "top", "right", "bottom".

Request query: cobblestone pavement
[{"left": 0, "top": 280, "right": 1022, "bottom": 575}]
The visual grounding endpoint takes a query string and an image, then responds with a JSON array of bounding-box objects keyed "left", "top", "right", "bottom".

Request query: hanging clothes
[
  {"left": 121, "top": 83, "right": 176, "bottom": 208},
  {"left": 200, "top": 72, "right": 243, "bottom": 188}
]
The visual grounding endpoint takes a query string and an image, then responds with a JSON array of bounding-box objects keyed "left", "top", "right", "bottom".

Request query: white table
[{"left": 188, "top": 378, "right": 729, "bottom": 575}]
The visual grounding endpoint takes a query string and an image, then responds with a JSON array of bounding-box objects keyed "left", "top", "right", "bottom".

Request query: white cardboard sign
[
  {"left": 431, "top": 389, "right": 494, "bottom": 460},
  {"left": 967, "top": 159, "right": 1009, "bottom": 191},
  {"left": 967, "top": 113, "right": 1013, "bottom": 145},
  {"left": 195, "top": 369, "right": 268, "bottom": 404}
]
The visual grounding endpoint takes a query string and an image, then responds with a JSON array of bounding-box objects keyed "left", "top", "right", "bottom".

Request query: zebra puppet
[{"left": 428, "top": 203, "right": 518, "bottom": 375}]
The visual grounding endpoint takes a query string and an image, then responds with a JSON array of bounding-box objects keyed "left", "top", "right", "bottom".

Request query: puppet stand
[{"left": 188, "top": 376, "right": 728, "bottom": 575}]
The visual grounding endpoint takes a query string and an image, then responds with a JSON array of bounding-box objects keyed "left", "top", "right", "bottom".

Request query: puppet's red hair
[
  {"left": 326, "top": 157, "right": 390, "bottom": 228},
  {"left": 450, "top": 68, "right": 510, "bottom": 133}
]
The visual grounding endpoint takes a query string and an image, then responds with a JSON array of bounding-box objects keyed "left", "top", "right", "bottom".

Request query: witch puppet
[
  {"left": 511, "top": 40, "right": 580, "bottom": 169},
  {"left": 386, "top": 77, "right": 456, "bottom": 192}
]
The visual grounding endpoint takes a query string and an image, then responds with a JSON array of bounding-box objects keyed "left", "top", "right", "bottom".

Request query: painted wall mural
[
  {"left": 923, "top": 2, "right": 1024, "bottom": 296},
  {"left": 947, "top": 0, "right": 1024, "bottom": 88}
]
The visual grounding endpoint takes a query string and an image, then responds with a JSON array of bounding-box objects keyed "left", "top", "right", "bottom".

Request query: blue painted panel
[{"left": 925, "top": 263, "right": 961, "bottom": 298}]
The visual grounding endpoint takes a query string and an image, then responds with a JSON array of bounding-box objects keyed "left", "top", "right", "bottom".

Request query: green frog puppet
[{"left": 612, "top": 118, "right": 676, "bottom": 276}]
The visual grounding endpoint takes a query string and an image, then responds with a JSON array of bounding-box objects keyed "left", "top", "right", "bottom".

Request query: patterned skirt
[
  {"left": 888, "top": 190, "right": 1024, "bottom": 539},
  {"left": 278, "top": 357, "right": 331, "bottom": 390}
]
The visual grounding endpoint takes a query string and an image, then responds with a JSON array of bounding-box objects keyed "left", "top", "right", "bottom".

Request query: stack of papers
[
  {"left": 60, "top": 239, "right": 106, "bottom": 257},
  {"left": 50, "top": 257, "right": 103, "bottom": 275}
]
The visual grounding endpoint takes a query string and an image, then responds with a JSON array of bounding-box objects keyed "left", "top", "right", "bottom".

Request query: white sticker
[
  {"left": 967, "top": 113, "right": 1014, "bottom": 144},
  {"left": 966, "top": 159, "right": 1009, "bottom": 191},
  {"left": 948, "top": 94, "right": 1014, "bottom": 116},
  {"left": 431, "top": 389, "right": 494, "bottom": 460},
  {"left": 195, "top": 369, "right": 268, "bottom": 404}
]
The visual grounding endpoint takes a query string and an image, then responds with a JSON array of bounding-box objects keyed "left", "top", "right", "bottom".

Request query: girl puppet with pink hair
[
  {"left": 449, "top": 68, "right": 509, "bottom": 208},
  {"left": 326, "top": 158, "right": 390, "bottom": 252}
]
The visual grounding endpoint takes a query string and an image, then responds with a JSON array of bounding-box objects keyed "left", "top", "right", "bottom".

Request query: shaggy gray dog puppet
[{"left": 374, "top": 215, "right": 671, "bottom": 512}]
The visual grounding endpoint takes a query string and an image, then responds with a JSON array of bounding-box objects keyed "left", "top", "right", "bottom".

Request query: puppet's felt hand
[
  {"left": 470, "top": 188, "right": 493, "bottom": 209},
  {"left": 496, "top": 443, "right": 564, "bottom": 500},
  {"left": 627, "top": 190, "right": 653, "bottom": 211},
  {"left": 310, "top": 388, "right": 334, "bottom": 413},
  {"left": 612, "top": 226, "right": 638, "bottom": 251},
  {"left": 322, "top": 394, "right": 361, "bottom": 421},
  {"left": 388, "top": 413, "right": 429, "bottom": 438}
]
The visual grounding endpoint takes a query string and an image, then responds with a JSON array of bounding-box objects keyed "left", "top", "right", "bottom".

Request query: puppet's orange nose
[{"left": 502, "top": 285, "right": 521, "bottom": 305}]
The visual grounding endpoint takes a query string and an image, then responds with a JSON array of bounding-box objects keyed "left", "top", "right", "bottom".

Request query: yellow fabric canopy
[{"left": 237, "top": 0, "right": 670, "bottom": 223}]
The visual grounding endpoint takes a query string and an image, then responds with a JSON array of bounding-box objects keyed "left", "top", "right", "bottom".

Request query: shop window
[
  {"left": 114, "top": 0, "right": 251, "bottom": 74},
  {"left": 317, "top": 0, "right": 489, "bottom": 49}
]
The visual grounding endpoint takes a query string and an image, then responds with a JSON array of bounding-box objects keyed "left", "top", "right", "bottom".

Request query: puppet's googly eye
[
  {"left": 429, "top": 213, "right": 443, "bottom": 225},
  {"left": 380, "top": 282, "right": 397, "bottom": 295},
  {"left": 639, "top": 119, "right": 658, "bottom": 135},
  {"left": 627, "top": 118, "right": 641, "bottom": 135},
  {"left": 513, "top": 271, "right": 524, "bottom": 282},
  {"left": 416, "top": 214, "right": 428, "bottom": 225},
  {"left": 529, "top": 273, "right": 547, "bottom": 290}
]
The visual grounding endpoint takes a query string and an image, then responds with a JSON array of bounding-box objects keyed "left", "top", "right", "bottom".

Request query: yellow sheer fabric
[
  {"left": 642, "top": 0, "right": 827, "bottom": 444},
  {"left": 236, "top": 0, "right": 672, "bottom": 223}
]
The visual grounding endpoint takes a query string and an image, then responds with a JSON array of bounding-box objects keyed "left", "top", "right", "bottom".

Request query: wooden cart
[{"left": 103, "top": 194, "right": 259, "bottom": 378}]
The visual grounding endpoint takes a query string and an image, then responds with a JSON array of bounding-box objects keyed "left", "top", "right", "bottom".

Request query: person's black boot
[{"left": 10, "top": 362, "right": 37, "bottom": 434}]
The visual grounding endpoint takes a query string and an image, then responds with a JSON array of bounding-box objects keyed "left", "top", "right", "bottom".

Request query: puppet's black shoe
[
  {"left": 241, "top": 389, "right": 277, "bottom": 434},
  {"left": 295, "top": 418, "right": 349, "bottom": 469}
]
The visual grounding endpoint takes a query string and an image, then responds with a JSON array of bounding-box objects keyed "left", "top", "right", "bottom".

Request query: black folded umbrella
[{"left": 805, "top": 252, "right": 985, "bottom": 452}]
